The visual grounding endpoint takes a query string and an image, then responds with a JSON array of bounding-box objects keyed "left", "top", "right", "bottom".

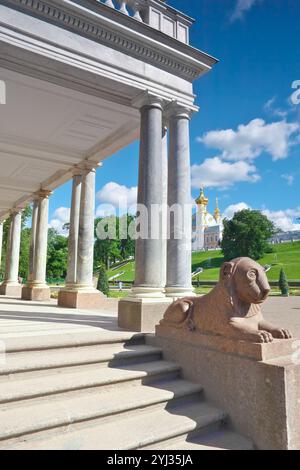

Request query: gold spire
[
  {"left": 214, "top": 197, "right": 221, "bottom": 221},
  {"left": 195, "top": 186, "right": 209, "bottom": 206}
]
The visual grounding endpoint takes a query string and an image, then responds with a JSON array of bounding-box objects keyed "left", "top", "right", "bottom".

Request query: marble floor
[
  {"left": 0, "top": 296, "right": 120, "bottom": 343},
  {"left": 0, "top": 295, "right": 299, "bottom": 342}
]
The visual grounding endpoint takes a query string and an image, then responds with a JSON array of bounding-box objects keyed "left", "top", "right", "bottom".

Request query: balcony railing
[{"left": 99, "top": 0, "right": 193, "bottom": 44}]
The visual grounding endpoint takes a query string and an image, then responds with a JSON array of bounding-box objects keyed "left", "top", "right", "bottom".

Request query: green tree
[
  {"left": 94, "top": 215, "right": 136, "bottom": 269},
  {"left": 279, "top": 268, "right": 289, "bottom": 296},
  {"left": 97, "top": 263, "right": 109, "bottom": 296},
  {"left": 221, "top": 209, "right": 276, "bottom": 261},
  {"left": 19, "top": 227, "right": 31, "bottom": 280},
  {"left": 46, "top": 228, "right": 68, "bottom": 279}
]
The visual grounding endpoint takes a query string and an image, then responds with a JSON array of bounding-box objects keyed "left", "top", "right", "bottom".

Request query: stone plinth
[
  {"left": 22, "top": 286, "right": 50, "bottom": 301},
  {"left": 156, "top": 324, "right": 295, "bottom": 361},
  {"left": 58, "top": 289, "right": 105, "bottom": 310},
  {"left": 118, "top": 298, "right": 172, "bottom": 333},
  {"left": 0, "top": 283, "right": 22, "bottom": 297},
  {"left": 150, "top": 325, "right": 300, "bottom": 450}
]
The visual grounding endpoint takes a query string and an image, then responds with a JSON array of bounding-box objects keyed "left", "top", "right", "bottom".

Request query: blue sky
[{"left": 49, "top": 0, "right": 300, "bottom": 233}]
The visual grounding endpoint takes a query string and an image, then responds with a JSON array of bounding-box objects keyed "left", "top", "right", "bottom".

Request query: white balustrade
[
  {"left": 100, "top": 0, "right": 144, "bottom": 21},
  {"left": 99, "top": 0, "right": 191, "bottom": 43}
]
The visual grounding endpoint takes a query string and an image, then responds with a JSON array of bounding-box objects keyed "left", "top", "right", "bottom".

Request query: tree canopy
[
  {"left": 94, "top": 214, "right": 135, "bottom": 270},
  {"left": 46, "top": 228, "right": 68, "bottom": 279},
  {"left": 221, "top": 209, "right": 276, "bottom": 261}
]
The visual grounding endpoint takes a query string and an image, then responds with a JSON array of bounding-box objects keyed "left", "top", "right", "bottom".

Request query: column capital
[
  {"left": 35, "top": 189, "right": 52, "bottom": 199},
  {"left": 10, "top": 207, "right": 23, "bottom": 216},
  {"left": 71, "top": 165, "right": 84, "bottom": 177},
  {"left": 164, "top": 101, "right": 198, "bottom": 121},
  {"left": 132, "top": 91, "right": 166, "bottom": 111},
  {"left": 77, "top": 161, "right": 102, "bottom": 174}
]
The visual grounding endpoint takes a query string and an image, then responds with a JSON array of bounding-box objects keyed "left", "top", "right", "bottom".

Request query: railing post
[
  {"left": 117, "top": 0, "right": 129, "bottom": 15},
  {"left": 103, "top": 0, "right": 115, "bottom": 9},
  {"left": 132, "top": 0, "right": 143, "bottom": 21}
]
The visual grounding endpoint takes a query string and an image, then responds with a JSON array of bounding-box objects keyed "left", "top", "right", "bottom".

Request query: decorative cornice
[{"left": 2, "top": 0, "right": 214, "bottom": 81}]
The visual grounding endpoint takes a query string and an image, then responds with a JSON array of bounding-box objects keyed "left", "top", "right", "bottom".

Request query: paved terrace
[
  {"left": 0, "top": 297, "right": 121, "bottom": 343},
  {"left": 0, "top": 296, "right": 299, "bottom": 341}
]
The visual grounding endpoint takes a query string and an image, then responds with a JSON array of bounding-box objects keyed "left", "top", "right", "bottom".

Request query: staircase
[{"left": 0, "top": 330, "right": 253, "bottom": 450}]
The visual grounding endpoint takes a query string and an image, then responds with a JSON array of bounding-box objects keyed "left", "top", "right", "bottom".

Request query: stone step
[
  {"left": 0, "top": 343, "right": 162, "bottom": 376},
  {"left": 0, "top": 379, "right": 203, "bottom": 443},
  {"left": 0, "top": 401, "right": 226, "bottom": 450},
  {"left": 143, "top": 429, "right": 254, "bottom": 450},
  {"left": 0, "top": 360, "right": 181, "bottom": 403},
  {"left": 1, "top": 330, "right": 145, "bottom": 353}
]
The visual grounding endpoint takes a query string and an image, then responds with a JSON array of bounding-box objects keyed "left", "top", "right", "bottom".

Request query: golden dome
[
  {"left": 195, "top": 187, "right": 208, "bottom": 206},
  {"left": 214, "top": 197, "right": 221, "bottom": 220}
]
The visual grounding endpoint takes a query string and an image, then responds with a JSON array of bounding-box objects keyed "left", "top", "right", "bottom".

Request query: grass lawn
[
  {"left": 107, "top": 287, "right": 300, "bottom": 299},
  {"left": 108, "top": 241, "right": 300, "bottom": 284},
  {"left": 108, "top": 261, "right": 135, "bottom": 282}
]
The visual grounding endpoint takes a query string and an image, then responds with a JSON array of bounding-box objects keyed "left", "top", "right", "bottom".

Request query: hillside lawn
[{"left": 107, "top": 241, "right": 300, "bottom": 283}]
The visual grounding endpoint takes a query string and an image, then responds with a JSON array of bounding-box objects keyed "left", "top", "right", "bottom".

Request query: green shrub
[
  {"left": 97, "top": 263, "right": 109, "bottom": 297},
  {"left": 279, "top": 268, "right": 289, "bottom": 296}
]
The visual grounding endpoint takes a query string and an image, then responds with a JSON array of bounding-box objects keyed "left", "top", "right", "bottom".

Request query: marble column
[
  {"left": 66, "top": 171, "right": 82, "bottom": 287},
  {"left": 0, "top": 210, "right": 22, "bottom": 297},
  {"left": 22, "top": 190, "right": 51, "bottom": 301},
  {"left": 28, "top": 198, "right": 39, "bottom": 282},
  {"left": 165, "top": 103, "right": 194, "bottom": 298},
  {"left": 118, "top": 93, "right": 172, "bottom": 332},
  {"left": 76, "top": 164, "right": 97, "bottom": 290},
  {"left": 0, "top": 221, "right": 3, "bottom": 275},
  {"left": 161, "top": 124, "right": 168, "bottom": 288},
  {"left": 59, "top": 162, "right": 104, "bottom": 309},
  {"left": 132, "top": 95, "right": 165, "bottom": 297}
]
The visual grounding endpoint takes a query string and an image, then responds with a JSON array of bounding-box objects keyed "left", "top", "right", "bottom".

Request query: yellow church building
[{"left": 192, "top": 188, "right": 223, "bottom": 251}]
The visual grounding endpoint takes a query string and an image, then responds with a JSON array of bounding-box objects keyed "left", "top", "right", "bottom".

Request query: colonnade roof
[{"left": 0, "top": 0, "right": 218, "bottom": 220}]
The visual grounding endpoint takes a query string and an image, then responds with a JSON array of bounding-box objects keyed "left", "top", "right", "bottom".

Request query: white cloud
[
  {"left": 191, "top": 157, "right": 260, "bottom": 189},
  {"left": 263, "top": 96, "right": 288, "bottom": 119},
  {"left": 222, "top": 202, "right": 300, "bottom": 232},
  {"left": 230, "top": 0, "right": 261, "bottom": 22},
  {"left": 96, "top": 182, "right": 137, "bottom": 216},
  {"left": 222, "top": 202, "right": 251, "bottom": 219},
  {"left": 198, "top": 118, "right": 299, "bottom": 161},
  {"left": 281, "top": 174, "right": 295, "bottom": 186},
  {"left": 262, "top": 208, "right": 300, "bottom": 232},
  {"left": 49, "top": 207, "right": 70, "bottom": 236}
]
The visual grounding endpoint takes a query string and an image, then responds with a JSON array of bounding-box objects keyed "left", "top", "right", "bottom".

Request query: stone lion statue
[{"left": 161, "top": 257, "right": 292, "bottom": 343}]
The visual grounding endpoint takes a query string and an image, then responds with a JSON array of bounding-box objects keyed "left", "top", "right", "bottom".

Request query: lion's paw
[
  {"left": 270, "top": 328, "right": 292, "bottom": 340},
  {"left": 252, "top": 330, "right": 274, "bottom": 343}
]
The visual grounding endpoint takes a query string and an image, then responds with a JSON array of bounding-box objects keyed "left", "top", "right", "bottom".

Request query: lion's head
[{"left": 220, "top": 257, "right": 270, "bottom": 308}]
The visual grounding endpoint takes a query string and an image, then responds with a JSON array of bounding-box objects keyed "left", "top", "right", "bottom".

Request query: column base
[
  {"left": 165, "top": 286, "right": 196, "bottom": 299},
  {"left": 58, "top": 289, "right": 106, "bottom": 309},
  {"left": 0, "top": 283, "right": 22, "bottom": 297},
  {"left": 130, "top": 287, "right": 166, "bottom": 299},
  {"left": 22, "top": 285, "right": 50, "bottom": 301},
  {"left": 118, "top": 297, "right": 173, "bottom": 333}
]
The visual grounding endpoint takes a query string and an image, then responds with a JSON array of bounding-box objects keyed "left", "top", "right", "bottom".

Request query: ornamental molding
[{"left": 2, "top": 0, "right": 213, "bottom": 81}]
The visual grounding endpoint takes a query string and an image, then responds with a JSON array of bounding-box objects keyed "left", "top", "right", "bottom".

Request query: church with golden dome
[{"left": 192, "top": 188, "right": 223, "bottom": 251}]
